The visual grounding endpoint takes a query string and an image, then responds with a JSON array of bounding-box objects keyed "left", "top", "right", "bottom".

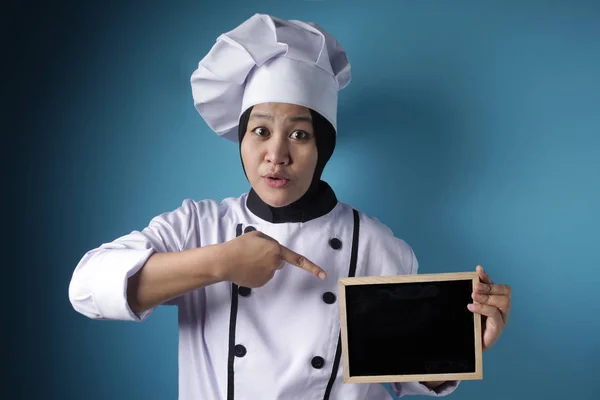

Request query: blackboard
[{"left": 338, "top": 272, "right": 483, "bottom": 383}]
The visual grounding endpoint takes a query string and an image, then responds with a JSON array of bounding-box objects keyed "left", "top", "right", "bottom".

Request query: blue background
[{"left": 7, "top": 1, "right": 599, "bottom": 399}]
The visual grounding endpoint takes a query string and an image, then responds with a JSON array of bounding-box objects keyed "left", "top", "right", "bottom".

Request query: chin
[
  {"left": 263, "top": 193, "right": 296, "bottom": 208},
  {"left": 257, "top": 189, "right": 300, "bottom": 208},
  {"left": 251, "top": 179, "right": 309, "bottom": 208}
]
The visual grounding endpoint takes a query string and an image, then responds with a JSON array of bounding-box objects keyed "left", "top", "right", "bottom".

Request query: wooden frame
[{"left": 338, "top": 272, "right": 483, "bottom": 383}]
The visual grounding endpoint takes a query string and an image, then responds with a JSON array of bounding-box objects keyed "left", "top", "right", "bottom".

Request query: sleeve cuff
[
  {"left": 391, "top": 380, "right": 460, "bottom": 397},
  {"left": 92, "top": 248, "right": 156, "bottom": 321}
]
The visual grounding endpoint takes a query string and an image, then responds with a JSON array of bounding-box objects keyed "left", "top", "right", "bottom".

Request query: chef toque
[{"left": 190, "top": 13, "right": 351, "bottom": 142}]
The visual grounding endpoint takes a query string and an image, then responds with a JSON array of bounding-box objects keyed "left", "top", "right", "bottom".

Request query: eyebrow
[{"left": 249, "top": 113, "right": 312, "bottom": 123}]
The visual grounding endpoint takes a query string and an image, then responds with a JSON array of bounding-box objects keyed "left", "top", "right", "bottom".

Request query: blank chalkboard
[{"left": 338, "top": 272, "right": 483, "bottom": 383}]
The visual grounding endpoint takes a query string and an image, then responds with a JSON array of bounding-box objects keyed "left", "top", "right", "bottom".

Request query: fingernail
[
  {"left": 467, "top": 304, "right": 475, "bottom": 311},
  {"left": 319, "top": 272, "right": 327, "bottom": 280}
]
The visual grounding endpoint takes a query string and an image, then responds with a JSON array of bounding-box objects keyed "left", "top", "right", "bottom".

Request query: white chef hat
[{"left": 190, "top": 13, "right": 351, "bottom": 142}]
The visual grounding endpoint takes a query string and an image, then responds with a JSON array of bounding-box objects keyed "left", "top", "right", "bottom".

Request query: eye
[
  {"left": 252, "top": 127, "right": 269, "bottom": 137},
  {"left": 290, "top": 130, "right": 310, "bottom": 140}
]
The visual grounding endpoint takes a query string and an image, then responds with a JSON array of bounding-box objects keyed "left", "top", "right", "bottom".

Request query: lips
[
  {"left": 263, "top": 173, "right": 290, "bottom": 188},
  {"left": 264, "top": 172, "right": 289, "bottom": 180}
]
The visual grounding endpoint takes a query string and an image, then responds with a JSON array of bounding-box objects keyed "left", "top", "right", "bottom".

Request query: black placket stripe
[
  {"left": 323, "top": 209, "right": 360, "bottom": 399},
  {"left": 227, "top": 223, "right": 243, "bottom": 400}
]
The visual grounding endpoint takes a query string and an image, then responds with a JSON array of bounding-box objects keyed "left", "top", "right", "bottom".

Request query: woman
[{"left": 68, "top": 13, "right": 511, "bottom": 400}]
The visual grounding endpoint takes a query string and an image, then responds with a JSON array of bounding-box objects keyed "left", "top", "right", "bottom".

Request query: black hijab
[{"left": 238, "top": 105, "right": 338, "bottom": 223}]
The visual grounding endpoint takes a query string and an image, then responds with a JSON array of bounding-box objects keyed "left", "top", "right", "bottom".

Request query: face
[{"left": 241, "top": 102, "right": 318, "bottom": 208}]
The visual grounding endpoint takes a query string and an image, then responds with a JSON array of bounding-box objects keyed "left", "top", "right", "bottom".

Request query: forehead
[{"left": 250, "top": 102, "right": 311, "bottom": 118}]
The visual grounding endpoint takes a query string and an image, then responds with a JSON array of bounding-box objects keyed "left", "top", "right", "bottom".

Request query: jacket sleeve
[
  {"left": 67, "top": 199, "right": 198, "bottom": 322},
  {"left": 388, "top": 381, "right": 460, "bottom": 398}
]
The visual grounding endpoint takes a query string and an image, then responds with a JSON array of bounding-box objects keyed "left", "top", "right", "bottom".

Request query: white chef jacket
[{"left": 68, "top": 194, "right": 460, "bottom": 399}]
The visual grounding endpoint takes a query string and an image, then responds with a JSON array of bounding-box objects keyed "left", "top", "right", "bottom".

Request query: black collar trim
[{"left": 246, "top": 181, "right": 338, "bottom": 223}]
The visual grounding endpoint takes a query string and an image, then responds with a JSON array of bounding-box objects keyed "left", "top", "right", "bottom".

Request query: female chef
[{"left": 68, "top": 13, "right": 511, "bottom": 400}]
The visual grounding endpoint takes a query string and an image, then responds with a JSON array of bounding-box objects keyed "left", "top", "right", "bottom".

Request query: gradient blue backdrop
[{"left": 7, "top": 1, "right": 599, "bottom": 399}]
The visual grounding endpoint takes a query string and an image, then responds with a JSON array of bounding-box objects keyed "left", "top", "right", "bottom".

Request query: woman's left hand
[{"left": 468, "top": 265, "right": 511, "bottom": 351}]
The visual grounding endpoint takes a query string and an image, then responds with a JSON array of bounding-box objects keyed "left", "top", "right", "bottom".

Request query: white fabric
[
  {"left": 190, "top": 13, "right": 351, "bottom": 141},
  {"left": 68, "top": 195, "right": 460, "bottom": 399}
]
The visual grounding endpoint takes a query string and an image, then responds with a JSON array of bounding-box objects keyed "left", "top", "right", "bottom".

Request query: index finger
[{"left": 279, "top": 245, "right": 327, "bottom": 280}]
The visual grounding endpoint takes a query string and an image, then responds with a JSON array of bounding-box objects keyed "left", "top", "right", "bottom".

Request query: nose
[{"left": 265, "top": 134, "right": 290, "bottom": 165}]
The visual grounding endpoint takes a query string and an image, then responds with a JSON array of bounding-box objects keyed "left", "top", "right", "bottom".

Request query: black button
[
  {"left": 238, "top": 287, "right": 252, "bottom": 297},
  {"left": 244, "top": 226, "right": 257, "bottom": 234},
  {"left": 329, "top": 238, "right": 342, "bottom": 250},
  {"left": 323, "top": 292, "right": 336, "bottom": 304},
  {"left": 311, "top": 356, "right": 325, "bottom": 369},
  {"left": 234, "top": 344, "right": 247, "bottom": 357}
]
